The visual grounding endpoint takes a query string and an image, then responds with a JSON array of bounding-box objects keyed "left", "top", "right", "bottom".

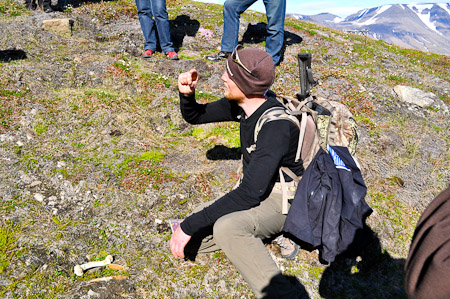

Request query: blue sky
[{"left": 195, "top": 1, "right": 446, "bottom": 17}]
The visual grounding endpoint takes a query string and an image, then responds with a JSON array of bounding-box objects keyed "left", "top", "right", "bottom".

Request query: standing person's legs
[
  {"left": 263, "top": 0, "right": 286, "bottom": 65},
  {"left": 136, "top": 0, "right": 157, "bottom": 51},
  {"left": 149, "top": 0, "right": 175, "bottom": 53},
  {"left": 213, "top": 193, "right": 298, "bottom": 298},
  {"left": 25, "top": 0, "right": 36, "bottom": 10},
  {"left": 221, "top": 0, "right": 257, "bottom": 52}
]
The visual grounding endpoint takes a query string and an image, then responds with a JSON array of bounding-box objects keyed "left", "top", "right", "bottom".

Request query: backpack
[
  {"left": 248, "top": 53, "right": 371, "bottom": 262},
  {"left": 250, "top": 94, "right": 372, "bottom": 263},
  {"left": 248, "top": 92, "right": 360, "bottom": 214}
]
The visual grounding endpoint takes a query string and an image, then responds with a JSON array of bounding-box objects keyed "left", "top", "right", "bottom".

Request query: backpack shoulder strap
[
  {"left": 246, "top": 106, "right": 300, "bottom": 154},
  {"left": 248, "top": 102, "right": 320, "bottom": 215}
]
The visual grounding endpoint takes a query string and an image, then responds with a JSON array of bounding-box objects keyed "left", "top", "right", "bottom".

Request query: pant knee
[
  {"left": 213, "top": 214, "right": 253, "bottom": 249},
  {"left": 213, "top": 216, "right": 234, "bottom": 244},
  {"left": 223, "top": 0, "right": 234, "bottom": 12},
  {"left": 223, "top": 0, "right": 240, "bottom": 16},
  {"left": 151, "top": 6, "right": 168, "bottom": 19}
]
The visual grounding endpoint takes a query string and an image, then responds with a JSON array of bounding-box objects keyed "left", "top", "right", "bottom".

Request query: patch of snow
[
  {"left": 409, "top": 4, "right": 434, "bottom": 12},
  {"left": 331, "top": 16, "right": 343, "bottom": 23},
  {"left": 420, "top": 36, "right": 431, "bottom": 44},
  {"left": 415, "top": 36, "right": 430, "bottom": 51},
  {"left": 437, "top": 3, "right": 450, "bottom": 16},
  {"left": 376, "top": 5, "right": 392, "bottom": 15},
  {"left": 407, "top": 4, "right": 442, "bottom": 35},
  {"left": 357, "top": 9, "right": 369, "bottom": 19},
  {"left": 354, "top": 5, "right": 392, "bottom": 26}
]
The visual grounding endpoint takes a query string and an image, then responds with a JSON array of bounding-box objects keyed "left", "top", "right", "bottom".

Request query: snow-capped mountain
[{"left": 288, "top": 3, "right": 450, "bottom": 56}]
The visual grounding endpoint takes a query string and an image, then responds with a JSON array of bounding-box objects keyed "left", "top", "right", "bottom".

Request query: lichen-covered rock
[{"left": 41, "top": 18, "right": 74, "bottom": 36}]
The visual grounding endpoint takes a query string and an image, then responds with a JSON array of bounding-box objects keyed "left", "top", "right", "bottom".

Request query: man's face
[{"left": 221, "top": 71, "right": 245, "bottom": 102}]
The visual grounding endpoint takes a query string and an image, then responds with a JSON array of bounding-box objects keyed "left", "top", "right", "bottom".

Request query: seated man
[{"left": 170, "top": 46, "right": 305, "bottom": 298}]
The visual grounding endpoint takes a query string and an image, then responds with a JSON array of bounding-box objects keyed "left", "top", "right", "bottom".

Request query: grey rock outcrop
[{"left": 394, "top": 85, "right": 449, "bottom": 114}]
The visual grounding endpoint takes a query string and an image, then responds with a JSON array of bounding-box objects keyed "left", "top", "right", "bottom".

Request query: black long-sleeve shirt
[{"left": 179, "top": 92, "right": 304, "bottom": 236}]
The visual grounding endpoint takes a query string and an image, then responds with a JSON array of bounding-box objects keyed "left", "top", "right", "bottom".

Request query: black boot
[
  {"left": 205, "top": 51, "right": 231, "bottom": 62},
  {"left": 39, "top": 0, "right": 53, "bottom": 12},
  {"left": 44, "top": 5, "right": 53, "bottom": 12}
]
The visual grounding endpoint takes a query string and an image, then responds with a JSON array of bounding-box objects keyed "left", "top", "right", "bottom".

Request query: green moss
[
  {"left": 196, "top": 91, "right": 220, "bottom": 103},
  {"left": 139, "top": 72, "right": 173, "bottom": 88},
  {"left": 0, "top": 221, "right": 23, "bottom": 274},
  {"left": 0, "top": 0, "right": 29, "bottom": 16},
  {"left": 138, "top": 150, "right": 166, "bottom": 162},
  {"left": 386, "top": 74, "right": 407, "bottom": 85},
  {"left": 33, "top": 122, "right": 48, "bottom": 135},
  {"left": 368, "top": 191, "right": 420, "bottom": 251},
  {"left": 190, "top": 123, "right": 240, "bottom": 148},
  {"left": 20, "top": 153, "right": 39, "bottom": 170},
  {"left": 0, "top": 196, "right": 29, "bottom": 214}
]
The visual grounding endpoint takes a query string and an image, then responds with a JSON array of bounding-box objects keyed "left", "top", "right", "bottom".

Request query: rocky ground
[{"left": 0, "top": 0, "right": 449, "bottom": 298}]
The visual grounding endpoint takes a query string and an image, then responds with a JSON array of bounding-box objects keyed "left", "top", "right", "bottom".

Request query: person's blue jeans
[
  {"left": 135, "top": 0, "right": 175, "bottom": 53},
  {"left": 221, "top": 0, "right": 286, "bottom": 65}
]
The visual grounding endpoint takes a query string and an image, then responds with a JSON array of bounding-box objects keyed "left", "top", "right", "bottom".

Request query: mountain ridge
[{"left": 288, "top": 2, "right": 450, "bottom": 55}]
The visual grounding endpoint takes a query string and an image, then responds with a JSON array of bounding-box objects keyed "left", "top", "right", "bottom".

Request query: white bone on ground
[{"left": 73, "top": 255, "right": 113, "bottom": 276}]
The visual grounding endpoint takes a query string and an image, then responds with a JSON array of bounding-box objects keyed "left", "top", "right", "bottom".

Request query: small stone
[
  {"left": 20, "top": 173, "right": 33, "bottom": 184},
  {"left": 87, "top": 289, "right": 100, "bottom": 298},
  {"left": 40, "top": 264, "right": 48, "bottom": 273},
  {"left": 30, "top": 181, "right": 42, "bottom": 187},
  {"left": 17, "top": 141, "right": 24, "bottom": 147},
  {"left": 34, "top": 193, "right": 44, "bottom": 202},
  {"left": 57, "top": 161, "right": 66, "bottom": 168}
]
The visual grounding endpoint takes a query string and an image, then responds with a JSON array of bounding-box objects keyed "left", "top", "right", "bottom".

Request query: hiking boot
[
  {"left": 206, "top": 51, "right": 231, "bottom": 62},
  {"left": 43, "top": 4, "right": 53, "bottom": 12},
  {"left": 167, "top": 51, "right": 179, "bottom": 60},
  {"left": 274, "top": 235, "right": 299, "bottom": 260},
  {"left": 141, "top": 49, "right": 154, "bottom": 58}
]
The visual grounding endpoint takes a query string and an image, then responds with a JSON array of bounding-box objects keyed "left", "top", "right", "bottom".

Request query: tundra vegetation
[{"left": 0, "top": 0, "right": 449, "bottom": 298}]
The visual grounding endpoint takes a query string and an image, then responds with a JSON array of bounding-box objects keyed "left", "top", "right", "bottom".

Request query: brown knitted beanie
[
  {"left": 226, "top": 48, "right": 275, "bottom": 97},
  {"left": 404, "top": 185, "right": 450, "bottom": 298}
]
